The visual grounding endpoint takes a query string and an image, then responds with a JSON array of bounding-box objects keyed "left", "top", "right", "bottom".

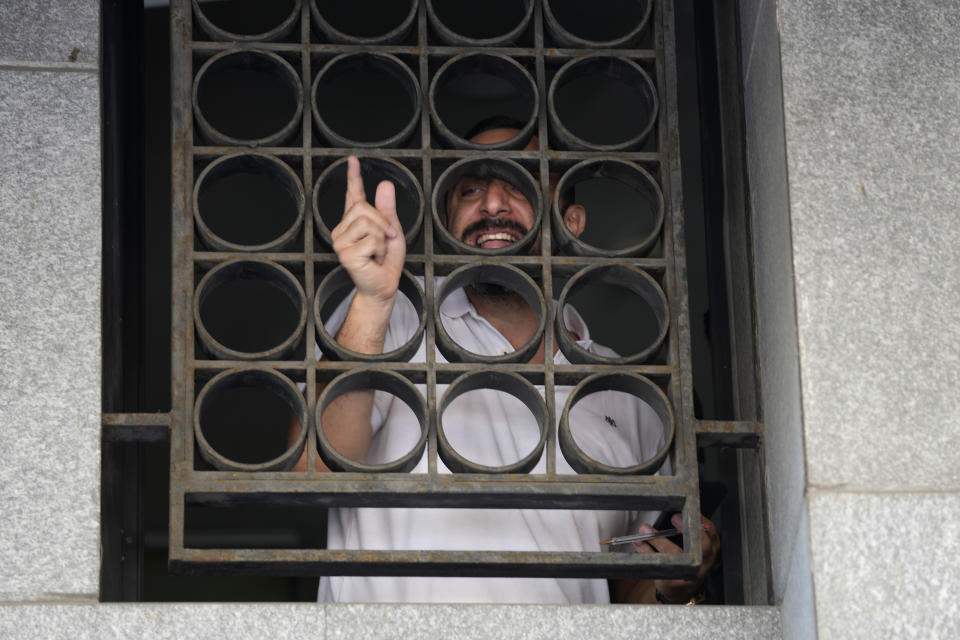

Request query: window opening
[{"left": 101, "top": 0, "right": 768, "bottom": 604}]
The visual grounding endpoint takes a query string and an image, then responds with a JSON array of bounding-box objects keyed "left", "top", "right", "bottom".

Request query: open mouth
[
  {"left": 472, "top": 230, "right": 520, "bottom": 249},
  {"left": 461, "top": 219, "right": 527, "bottom": 250}
]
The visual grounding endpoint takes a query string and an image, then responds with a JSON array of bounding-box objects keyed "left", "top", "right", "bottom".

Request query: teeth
[{"left": 476, "top": 232, "right": 516, "bottom": 246}]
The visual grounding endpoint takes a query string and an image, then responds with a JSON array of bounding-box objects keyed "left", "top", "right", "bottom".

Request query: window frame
[{"left": 101, "top": 0, "right": 770, "bottom": 602}]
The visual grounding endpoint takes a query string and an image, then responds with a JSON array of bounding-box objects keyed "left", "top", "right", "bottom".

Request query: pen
[{"left": 601, "top": 525, "right": 708, "bottom": 546}]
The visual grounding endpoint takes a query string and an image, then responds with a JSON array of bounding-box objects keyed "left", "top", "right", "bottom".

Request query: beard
[
  {"left": 467, "top": 280, "right": 515, "bottom": 299},
  {"left": 458, "top": 217, "right": 539, "bottom": 303},
  {"left": 465, "top": 271, "right": 543, "bottom": 307}
]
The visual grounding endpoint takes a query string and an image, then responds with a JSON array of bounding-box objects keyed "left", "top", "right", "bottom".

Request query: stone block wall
[
  {"left": 0, "top": 0, "right": 101, "bottom": 603},
  {"left": 2, "top": 0, "right": 957, "bottom": 638},
  {"left": 742, "top": 0, "right": 960, "bottom": 637}
]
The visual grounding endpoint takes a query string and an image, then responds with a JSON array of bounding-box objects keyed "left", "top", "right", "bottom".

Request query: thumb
[
  {"left": 671, "top": 513, "right": 683, "bottom": 530},
  {"left": 375, "top": 180, "right": 400, "bottom": 237}
]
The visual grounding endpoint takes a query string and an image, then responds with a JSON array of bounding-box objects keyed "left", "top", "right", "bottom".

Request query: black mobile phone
[{"left": 652, "top": 481, "right": 726, "bottom": 545}]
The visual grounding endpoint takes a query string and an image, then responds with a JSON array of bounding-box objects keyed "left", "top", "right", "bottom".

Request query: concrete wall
[
  {"left": 738, "top": 0, "right": 814, "bottom": 637},
  {"left": 741, "top": 0, "right": 960, "bottom": 638},
  {"left": 1, "top": 0, "right": 957, "bottom": 638},
  {"left": 0, "top": 0, "right": 102, "bottom": 602},
  {"left": 0, "top": 1, "right": 781, "bottom": 636}
]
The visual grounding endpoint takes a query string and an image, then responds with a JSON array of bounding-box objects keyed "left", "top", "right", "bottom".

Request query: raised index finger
[{"left": 344, "top": 155, "right": 367, "bottom": 214}]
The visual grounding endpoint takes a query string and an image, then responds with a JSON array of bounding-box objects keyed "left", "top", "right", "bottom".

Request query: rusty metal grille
[{"left": 135, "top": 0, "right": 760, "bottom": 581}]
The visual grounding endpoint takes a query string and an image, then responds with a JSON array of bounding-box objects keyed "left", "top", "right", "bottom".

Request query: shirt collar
[
  {"left": 560, "top": 301, "right": 591, "bottom": 345},
  {"left": 437, "top": 280, "right": 475, "bottom": 319}
]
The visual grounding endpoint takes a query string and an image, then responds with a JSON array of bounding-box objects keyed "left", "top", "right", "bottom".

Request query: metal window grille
[{"left": 99, "top": 0, "right": 765, "bottom": 584}]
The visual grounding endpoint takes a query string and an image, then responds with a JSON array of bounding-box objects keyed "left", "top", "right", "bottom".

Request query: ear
[{"left": 561, "top": 204, "right": 586, "bottom": 238}]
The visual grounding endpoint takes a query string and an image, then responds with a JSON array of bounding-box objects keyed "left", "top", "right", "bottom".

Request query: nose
[{"left": 480, "top": 179, "right": 511, "bottom": 216}]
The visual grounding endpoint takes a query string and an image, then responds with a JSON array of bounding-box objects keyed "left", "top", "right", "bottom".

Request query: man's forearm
[
  {"left": 304, "top": 154, "right": 405, "bottom": 471},
  {"left": 317, "top": 292, "right": 397, "bottom": 465},
  {"left": 334, "top": 291, "right": 396, "bottom": 355}
]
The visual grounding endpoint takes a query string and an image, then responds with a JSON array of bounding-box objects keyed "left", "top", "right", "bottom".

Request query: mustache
[{"left": 459, "top": 217, "right": 529, "bottom": 243}]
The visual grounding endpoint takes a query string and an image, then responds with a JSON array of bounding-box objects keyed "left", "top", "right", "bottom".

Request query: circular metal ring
[
  {"left": 194, "top": 258, "right": 307, "bottom": 361},
  {"left": 434, "top": 263, "right": 546, "bottom": 364},
  {"left": 311, "top": 0, "right": 418, "bottom": 45},
  {"left": 311, "top": 52, "right": 420, "bottom": 148},
  {"left": 543, "top": 0, "right": 652, "bottom": 48},
  {"left": 316, "top": 369, "right": 427, "bottom": 473},
  {"left": 426, "top": 0, "right": 534, "bottom": 47},
  {"left": 553, "top": 158, "right": 664, "bottom": 257},
  {"left": 548, "top": 55, "right": 658, "bottom": 151},
  {"left": 193, "top": 151, "right": 305, "bottom": 252},
  {"left": 193, "top": 48, "right": 303, "bottom": 147},
  {"left": 438, "top": 371, "right": 548, "bottom": 474},
  {"left": 432, "top": 157, "right": 542, "bottom": 256},
  {"left": 555, "top": 264, "right": 668, "bottom": 365},
  {"left": 313, "top": 155, "right": 424, "bottom": 251},
  {"left": 429, "top": 53, "right": 539, "bottom": 150},
  {"left": 193, "top": 0, "right": 301, "bottom": 43},
  {"left": 559, "top": 372, "right": 673, "bottom": 475},
  {"left": 195, "top": 367, "right": 308, "bottom": 472},
  {"left": 314, "top": 266, "right": 425, "bottom": 362}
]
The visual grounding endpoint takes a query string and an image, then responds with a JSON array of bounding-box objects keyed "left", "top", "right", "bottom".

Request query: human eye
[
  {"left": 458, "top": 178, "right": 485, "bottom": 197},
  {"left": 505, "top": 182, "right": 528, "bottom": 201}
]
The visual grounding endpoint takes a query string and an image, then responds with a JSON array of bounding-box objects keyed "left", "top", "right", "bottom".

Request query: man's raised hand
[{"left": 331, "top": 156, "right": 406, "bottom": 308}]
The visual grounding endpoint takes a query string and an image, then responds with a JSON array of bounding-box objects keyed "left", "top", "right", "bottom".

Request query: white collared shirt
[{"left": 318, "top": 279, "right": 671, "bottom": 603}]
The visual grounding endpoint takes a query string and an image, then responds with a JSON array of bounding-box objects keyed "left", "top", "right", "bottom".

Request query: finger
[
  {"left": 335, "top": 219, "right": 387, "bottom": 255},
  {"left": 631, "top": 525, "right": 660, "bottom": 554},
  {"left": 701, "top": 515, "right": 717, "bottom": 539},
  {"left": 645, "top": 518, "right": 682, "bottom": 553},
  {"left": 343, "top": 233, "right": 388, "bottom": 267},
  {"left": 333, "top": 207, "right": 393, "bottom": 244},
  {"left": 700, "top": 515, "right": 720, "bottom": 559},
  {"left": 374, "top": 180, "right": 399, "bottom": 238},
  {"left": 632, "top": 541, "right": 655, "bottom": 554},
  {"left": 344, "top": 156, "right": 367, "bottom": 215},
  {"left": 697, "top": 515, "right": 718, "bottom": 546},
  {"left": 357, "top": 235, "right": 388, "bottom": 265},
  {"left": 702, "top": 514, "right": 717, "bottom": 533},
  {"left": 670, "top": 513, "right": 718, "bottom": 541},
  {"left": 646, "top": 533, "right": 682, "bottom": 554}
]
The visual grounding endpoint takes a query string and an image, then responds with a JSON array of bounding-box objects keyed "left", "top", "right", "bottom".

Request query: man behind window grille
[{"left": 294, "top": 123, "right": 719, "bottom": 604}]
